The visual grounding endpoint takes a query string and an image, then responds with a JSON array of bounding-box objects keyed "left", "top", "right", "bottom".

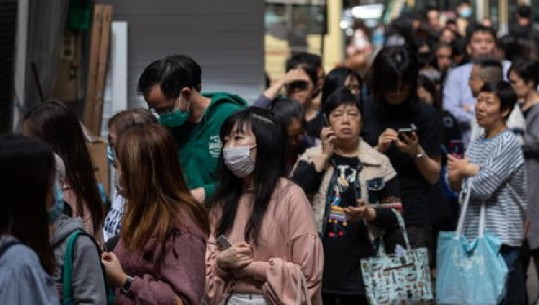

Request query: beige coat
[{"left": 295, "top": 140, "right": 397, "bottom": 234}]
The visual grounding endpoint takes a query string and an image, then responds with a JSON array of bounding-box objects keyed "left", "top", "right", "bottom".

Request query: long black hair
[
  {"left": 371, "top": 46, "right": 419, "bottom": 112},
  {"left": 0, "top": 134, "right": 57, "bottom": 275},
  {"left": 22, "top": 100, "right": 104, "bottom": 235},
  {"left": 211, "top": 108, "right": 286, "bottom": 245}
]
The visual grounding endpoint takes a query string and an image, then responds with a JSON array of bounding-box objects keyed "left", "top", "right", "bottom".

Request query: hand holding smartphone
[
  {"left": 448, "top": 140, "right": 464, "bottom": 159},
  {"left": 216, "top": 234, "right": 232, "bottom": 249},
  {"left": 397, "top": 125, "right": 416, "bottom": 142}
]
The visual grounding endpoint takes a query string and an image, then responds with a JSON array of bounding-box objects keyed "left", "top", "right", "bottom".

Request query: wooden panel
[
  {"left": 90, "top": 4, "right": 113, "bottom": 135},
  {"left": 83, "top": 4, "right": 103, "bottom": 133}
]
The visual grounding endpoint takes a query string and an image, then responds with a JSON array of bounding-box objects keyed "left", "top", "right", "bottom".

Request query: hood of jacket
[{"left": 50, "top": 214, "right": 85, "bottom": 246}]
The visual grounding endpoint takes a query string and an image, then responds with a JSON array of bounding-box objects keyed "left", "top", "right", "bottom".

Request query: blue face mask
[
  {"left": 106, "top": 144, "right": 115, "bottom": 165},
  {"left": 159, "top": 109, "right": 190, "bottom": 128},
  {"left": 459, "top": 7, "right": 472, "bottom": 18},
  {"left": 48, "top": 184, "right": 65, "bottom": 223}
]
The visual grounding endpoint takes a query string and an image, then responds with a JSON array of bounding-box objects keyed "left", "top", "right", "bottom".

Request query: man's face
[
  {"left": 467, "top": 31, "right": 496, "bottom": 58},
  {"left": 469, "top": 65, "right": 484, "bottom": 97},
  {"left": 145, "top": 84, "right": 190, "bottom": 115},
  {"left": 427, "top": 10, "right": 440, "bottom": 28}
]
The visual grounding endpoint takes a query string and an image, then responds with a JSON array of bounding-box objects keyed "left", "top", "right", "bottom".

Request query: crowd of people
[{"left": 1, "top": 1, "right": 539, "bottom": 305}]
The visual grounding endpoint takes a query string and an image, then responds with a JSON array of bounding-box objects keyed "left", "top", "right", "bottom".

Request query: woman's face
[
  {"left": 509, "top": 71, "right": 534, "bottom": 99},
  {"left": 329, "top": 104, "right": 362, "bottom": 142},
  {"left": 344, "top": 75, "right": 361, "bottom": 97},
  {"left": 475, "top": 92, "right": 509, "bottom": 131},
  {"left": 383, "top": 81, "right": 411, "bottom": 105},
  {"left": 223, "top": 123, "right": 257, "bottom": 163}
]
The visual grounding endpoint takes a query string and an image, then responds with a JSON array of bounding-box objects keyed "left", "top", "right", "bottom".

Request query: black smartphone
[
  {"left": 322, "top": 114, "right": 329, "bottom": 127},
  {"left": 216, "top": 234, "right": 232, "bottom": 249},
  {"left": 448, "top": 140, "right": 465, "bottom": 159},
  {"left": 398, "top": 127, "right": 415, "bottom": 142}
]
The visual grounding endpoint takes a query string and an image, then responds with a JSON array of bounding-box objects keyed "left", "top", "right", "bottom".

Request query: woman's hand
[
  {"left": 344, "top": 199, "right": 376, "bottom": 221},
  {"left": 216, "top": 242, "right": 253, "bottom": 271},
  {"left": 377, "top": 128, "right": 398, "bottom": 153},
  {"left": 101, "top": 252, "right": 128, "bottom": 287},
  {"left": 447, "top": 154, "right": 479, "bottom": 178},
  {"left": 320, "top": 127, "right": 336, "bottom": 156}
]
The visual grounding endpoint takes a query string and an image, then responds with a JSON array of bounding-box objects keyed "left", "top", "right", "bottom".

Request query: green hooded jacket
[{"left": 166, "top": 92, "right": 247, "bottom": 199}]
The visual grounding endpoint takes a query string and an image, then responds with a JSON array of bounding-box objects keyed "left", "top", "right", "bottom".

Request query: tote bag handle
[{"left": 455, "top": 179, "right": 486, "bottom": 238}]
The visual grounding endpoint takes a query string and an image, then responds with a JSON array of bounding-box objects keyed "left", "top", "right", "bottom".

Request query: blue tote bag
[{"left": 436, "top": 180, "right": 508, "bottom": 305}]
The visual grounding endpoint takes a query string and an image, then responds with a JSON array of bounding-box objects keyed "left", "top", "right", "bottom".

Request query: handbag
[
  {"left": 361, "top": 209, "right": 434, "bottom": 305},
  {"left": 436, "top": 180, "right": 508, "bottom": 305}
]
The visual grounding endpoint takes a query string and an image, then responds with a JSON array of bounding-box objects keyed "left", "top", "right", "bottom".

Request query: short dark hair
[
  {"left": 508, "top": 58, "right": 539, "bottom": 88},
  {"left": 321, "top": 67, "right": 362, "bottom": 105},
  {"left": 467, "top": 24, "right": 497, "bottom": 45},
  {"left": 322, "top": 87, "right": 362, "bottom": 118},
  {"left": 285, "top": 52, "right": 320, "bottom": 86},
  {"left": 474, "top": 58, "right": 503, "bottom": 83},
  {"left": 137, "top": 54, "right": 202, "bottom": 100},
  {"left": 371, "top": 46, "right": 418, "bottom": 104},
  {"left": 270, "top": 97, "right": 306, "bottom": 131},
  {"left": 517, "top": 5, "right": 532, "bottom": 18},
  {"left": 479, "top": 81, "right": 517, "bottom": 120}
]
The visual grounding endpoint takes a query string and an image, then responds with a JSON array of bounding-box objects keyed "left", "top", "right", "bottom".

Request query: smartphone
[
  {"left": 322, "top": 114, "right": 329, "bottom": 127},
  {"left": 398, "top": 125, "right": 416, "bottom": 142},
  {"left": 216, "top": 234, "right": 232, "bottom": 249},
  {"left": 448, "top": 140, "right": 465, "bottom": 159}
]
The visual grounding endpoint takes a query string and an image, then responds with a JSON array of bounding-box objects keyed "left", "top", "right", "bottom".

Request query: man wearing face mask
[{"left": 138, "top": 54, "right": 247, "bottom": 203}]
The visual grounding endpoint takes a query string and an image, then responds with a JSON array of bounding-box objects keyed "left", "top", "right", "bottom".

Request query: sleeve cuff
[{"left": 235, "top": 261, "right": 268, "bottom": 281}]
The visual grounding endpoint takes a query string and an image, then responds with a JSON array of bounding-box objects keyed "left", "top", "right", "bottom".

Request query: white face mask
[{"left": 222, "top": 145, "right": 256, "bottom": 178}]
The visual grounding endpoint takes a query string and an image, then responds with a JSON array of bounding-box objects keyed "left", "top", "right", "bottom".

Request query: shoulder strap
[
  {"left": 61, "top": 229, "right": 115, "bottom": 305},
  {"left": 0, "top": 240, "right": 22, "bottom": 258},
  {"left": 62, "top": 229, "right": 85, "bottom": 305}
]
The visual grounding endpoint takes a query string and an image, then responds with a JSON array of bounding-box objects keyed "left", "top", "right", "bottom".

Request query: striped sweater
[{"left": 462, "top": 129, "right": 527, "bottom": 246}]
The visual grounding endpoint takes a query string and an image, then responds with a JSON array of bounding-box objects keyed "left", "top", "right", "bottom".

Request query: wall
[{"left": 99, "top": 0, "right": 265, "bottom": 107}]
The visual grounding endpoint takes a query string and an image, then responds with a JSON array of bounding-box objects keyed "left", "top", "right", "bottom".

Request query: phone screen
[{"left": 448, "top": 140, "right": 464, "bottom": 158}]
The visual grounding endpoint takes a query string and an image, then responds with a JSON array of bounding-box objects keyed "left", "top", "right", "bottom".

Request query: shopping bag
[
  {"left": 436, "top": 180, "right": 508, "bottom": 305},
  {"left": 361, "top": 209, "right": 433, "bottom": 305}
]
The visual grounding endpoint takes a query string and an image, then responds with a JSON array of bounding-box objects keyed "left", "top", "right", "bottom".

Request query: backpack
[{"left": 61, "top": 229, "right": 115, "bottom": 305}]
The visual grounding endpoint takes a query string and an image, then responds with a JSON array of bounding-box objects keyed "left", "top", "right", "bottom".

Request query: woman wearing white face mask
[{"left": 205, "top": 108, "right": 324, "bottom": 305}]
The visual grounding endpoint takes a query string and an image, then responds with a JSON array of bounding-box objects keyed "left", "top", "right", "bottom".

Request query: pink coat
[{"left": 205, "top": 179, "right": 323, "bottom": 305}]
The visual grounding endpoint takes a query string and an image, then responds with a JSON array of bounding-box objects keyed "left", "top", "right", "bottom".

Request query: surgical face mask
[
  {"left": 48, "top": 183, "right": 65, "bottom": 223},
  {"left": 459, "top": 7, "right": 472, "bottom": 18},
  {"left": 159, "top": 109, "right": 190, "bottom": 128},
  {"left": 222, "top": 145, "right": 256, "bottom": 178},
  {"left": 157, "top": 98, "right": 191, "bottom": 128},
  {"left": 106, "top": 144, "right": 115, "bottom": 165}
]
